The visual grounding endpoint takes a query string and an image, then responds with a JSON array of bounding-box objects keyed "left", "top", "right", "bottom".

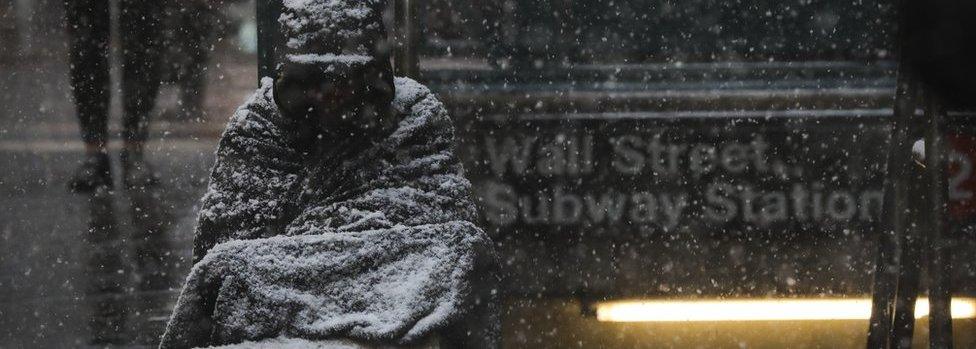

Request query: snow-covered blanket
[
  {"left": 159, "top": 78, "right": 498, "bottom": 348},
  {"left": 200, "top": 335, "right": 440, "bottom": 349}
]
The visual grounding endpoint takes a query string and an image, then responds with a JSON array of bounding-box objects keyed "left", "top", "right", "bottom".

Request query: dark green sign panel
[
  {"left": 452, "top": 113, "right": 903, "bottom": 297},
  {"left": 460, "top": 115, "right": 890, "bottom": 238}
]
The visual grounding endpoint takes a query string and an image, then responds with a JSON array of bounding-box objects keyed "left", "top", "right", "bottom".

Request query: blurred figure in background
[
  {"left": 64, "top": 0, "right": 162, "bottom": 193},
  {"left": 159, "top": 0, "right": 220, "bottom": 122}
]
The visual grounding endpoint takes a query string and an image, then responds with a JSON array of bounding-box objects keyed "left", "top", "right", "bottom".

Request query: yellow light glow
[{"left": 595, "top": 298, "right": 976, "bottom": 322}]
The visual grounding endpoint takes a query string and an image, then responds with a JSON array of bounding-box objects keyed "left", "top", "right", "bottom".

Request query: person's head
[
  {"left": 274, "top": 53, "right": 394, "bottom": 136},
  {"left": 273, "top": 0, "right": 395, "bottom": 137}
]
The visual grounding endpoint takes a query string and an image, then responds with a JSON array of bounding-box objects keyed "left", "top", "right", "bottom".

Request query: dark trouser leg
[
  {"left": 178, "top": 5, "right": 213, "bottom": 120},
  {"left": 119, "top": 0, "right": 161, "bottom": 145},
  {"left": 64, "top": 0, "right": 110, "bottom": 148}
]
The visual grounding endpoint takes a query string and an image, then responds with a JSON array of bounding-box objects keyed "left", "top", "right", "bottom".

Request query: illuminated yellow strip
[{"left": 595, "top": 298, "right": 976, "bottom": 322}]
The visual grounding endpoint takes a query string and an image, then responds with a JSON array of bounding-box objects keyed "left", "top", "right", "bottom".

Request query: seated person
[{"left": 159, "top": 0, "right": 498, "bottom": 347}]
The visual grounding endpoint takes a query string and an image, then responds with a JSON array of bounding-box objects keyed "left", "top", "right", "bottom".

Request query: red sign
[{"left": 949, "top": 134, "right": 976, "bottom": 219}]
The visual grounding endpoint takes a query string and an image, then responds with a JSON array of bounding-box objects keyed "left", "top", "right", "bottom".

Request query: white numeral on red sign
[{"left": 950, "top": 151, "right": 973, "bottom": 200}]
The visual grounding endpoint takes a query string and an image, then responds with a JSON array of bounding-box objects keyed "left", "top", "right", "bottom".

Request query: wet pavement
[
  {"left": 0, "top": 141, "right": 214, "bottom": 347},
  {"left": 1, "top": 45, "right": 256, "bottom": 347}
]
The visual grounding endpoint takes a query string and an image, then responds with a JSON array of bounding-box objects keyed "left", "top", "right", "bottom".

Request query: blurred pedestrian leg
[
  {"left": 63, "top": 0, "right": 162, "bottom": 193},
  {"left": 118, "top": 0, "right": 162, "bottom": 189},
  {"left": 64, "top": 0, "right": 111, "bottom": 192},
  {"left": 160, "top": 0, "right": 216, "bottom": 122}
]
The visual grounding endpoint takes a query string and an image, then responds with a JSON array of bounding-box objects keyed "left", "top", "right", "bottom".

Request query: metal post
[
  {"left": 257, "top": 0, "right": 281, "bottom": 83},
  {"left": 394, "top": 0, "right": 420, "bottom": 79},
  {"left": 867, "top": 69, "right": 917, "bottom": 349},
  {"left": 888, "top": 89, "right": 927, "bottom": 348},
  {"left": 866, "top": 0, "right": 918, "bottom": 346},
  {"left": 925, "top": 95, "right": 953, "bottom": 349}
]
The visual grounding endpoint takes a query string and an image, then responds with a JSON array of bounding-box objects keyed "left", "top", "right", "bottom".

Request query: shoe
[
  {"left": 120, "top": 150, "right": 161, "bottom": 190},
  {"left": 68, "top": 153, "right": 112, "bottom": 193}
]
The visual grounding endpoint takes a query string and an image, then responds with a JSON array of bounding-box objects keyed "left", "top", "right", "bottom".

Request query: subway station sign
[
  {"left": 457, "top": 115, "right": 976, "bottom": 237},
  {"left": 453, "top": 113, "right": 976, "bottom": 296}
]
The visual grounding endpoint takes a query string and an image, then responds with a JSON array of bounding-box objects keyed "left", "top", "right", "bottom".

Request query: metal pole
[
  {"left": 889, "top": 94, "right": 927, "bottom": 348},
  {"left": 866, "top": 0, "right": 917, "bottom": 346},
  {"left": 394, "top": 0, "right": 420, "bottom": 79},
  {"left": 925, "top": 94, "right": 953, "bottom": 349},
  {"left": 867, "top": 69, "right": 917, "bottom": 349},
  {"left": 257, "top": 0, "right": 281, "bottom": 83}
]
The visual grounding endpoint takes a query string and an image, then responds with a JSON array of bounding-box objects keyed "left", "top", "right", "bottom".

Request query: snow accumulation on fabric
[
  {"left": 279, "top": 0, "right": 385, "bottom": 52},
  {"left": 285, "top": 53, "right": 375, "bottom": 65},
  {"left": 201, "top": 337, "right": 362, "bottom": 349},
  {"left": 159, "top": 77, "right": 498, "bottom": 348},
  {"left": 200, "top": 335, "right": 440, "bottom": 349}
]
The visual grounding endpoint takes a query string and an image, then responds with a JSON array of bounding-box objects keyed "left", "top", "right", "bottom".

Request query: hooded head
[{"left": 273, "top": 0, "right": 396, "bottom": 138}]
